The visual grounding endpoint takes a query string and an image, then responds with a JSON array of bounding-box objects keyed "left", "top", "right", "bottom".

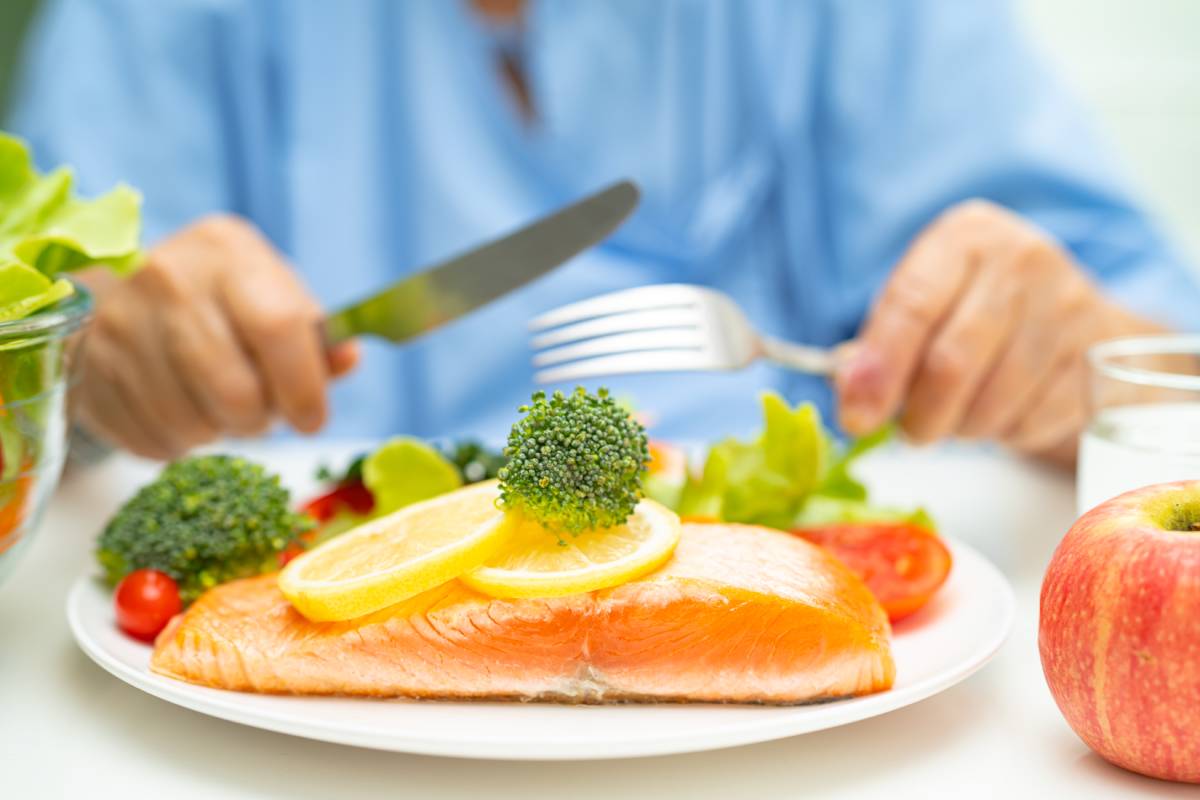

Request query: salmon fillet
[{"left": 150, "top": 523, "right": 895, "bottom": 703}]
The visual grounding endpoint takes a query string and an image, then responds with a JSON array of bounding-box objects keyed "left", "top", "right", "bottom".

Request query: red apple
[{"left": 1040, "top": 480, "right": 1200, "bottom": 783}]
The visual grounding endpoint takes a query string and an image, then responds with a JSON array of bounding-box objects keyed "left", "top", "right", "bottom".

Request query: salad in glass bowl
[{"left": 0, "top": 133, "right": 141, "bottom": 585}]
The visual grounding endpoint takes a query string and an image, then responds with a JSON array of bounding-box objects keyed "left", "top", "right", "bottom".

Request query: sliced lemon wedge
[
  {"left": 461, "top": 499, "right": 682, "bottom": 599},
  {"left": 279, "top": 480, "right": 505, "bottom": 622}
]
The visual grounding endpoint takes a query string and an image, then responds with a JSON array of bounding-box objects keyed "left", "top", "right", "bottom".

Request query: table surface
[{"left": 2, "top": 442, "right": 1194, "bottom": 799}]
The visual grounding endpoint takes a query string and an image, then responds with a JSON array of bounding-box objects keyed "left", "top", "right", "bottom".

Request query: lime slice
[{"left": 363, "top": 437, "right": 463, "bottom": 515}]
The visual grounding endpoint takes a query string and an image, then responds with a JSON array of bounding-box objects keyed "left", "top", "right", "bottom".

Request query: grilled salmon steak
[{"left": 151, "top": 523, "right": 895, "bottom": 703}]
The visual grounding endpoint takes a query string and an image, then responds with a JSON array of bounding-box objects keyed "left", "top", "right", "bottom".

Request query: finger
[
  {"left": 959, "top": 337, "right": 1055, "bottom": 441},
  {"left": 77, "top": 343, "right": 176, "bottom": 460},
  {"left": 957, "top": 247, "right": 1093, "bottom": 439},
  {"left": 327, "top": 340, "right": 361, "bottom": 379},
  {"left": 129, "top": 240, "right": 258, "bottom": 445},
  {"left": 77, "top": 383, "right": 168, "bottom": 460},
  {"left": 86, "top": 305, "right": 199, "bottom": 457},
  {"left": 140, "top": 352, "right": 220, "bottom": 451},
  {"left": 222, "top": 265, "right": 329, "bottom": 434},
  {"left": 898, "top": 264, "right": 1017, "bottom": 443},
  {"left": 164, "top": 300, "right": 272, "bottom": 436},
  {"left": 135, "top": 318, "right": 221, "bottom": 450},
  {"left": 959, "top": 301, "right": 1073, "bottom": 440},
  {"left": 836, "top": 218, "right": 975, "bottom": 435},
  {"left": 107, "top": 347, "right": 196, "bottom": 458},
  {"left": 1004, "top": 355, "right": 1089, "bottom": 455}
]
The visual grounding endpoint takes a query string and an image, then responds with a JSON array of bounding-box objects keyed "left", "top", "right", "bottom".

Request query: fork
[{"left": 529, "top": 284, "right": 844, "bottom": 384}]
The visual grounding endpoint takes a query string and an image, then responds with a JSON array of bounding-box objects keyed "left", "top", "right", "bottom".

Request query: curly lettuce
[
  {"left": 0, "top": 132, "right": 142, "bottom": 321},
  {"left": 648, "top": 392, "right": 932, "bottom": 531}
]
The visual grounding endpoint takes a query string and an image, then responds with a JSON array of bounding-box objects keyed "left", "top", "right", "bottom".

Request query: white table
[{"left": 2, "top": 444, "right": 1194, "bottom": 799}]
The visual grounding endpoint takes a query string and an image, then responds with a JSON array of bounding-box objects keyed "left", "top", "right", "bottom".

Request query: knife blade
[{"left": 322, "top": 180, "right": 640, "bottom": 345}]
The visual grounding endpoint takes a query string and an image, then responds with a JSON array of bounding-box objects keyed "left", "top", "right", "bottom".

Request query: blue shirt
[{"left": 9, "top": 0, "right": 1198, "bottom": 442}]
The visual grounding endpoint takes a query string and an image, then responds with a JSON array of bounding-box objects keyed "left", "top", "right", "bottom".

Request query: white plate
[{"left": 67, "top": 535, "right": 1013, "bottom": 761}]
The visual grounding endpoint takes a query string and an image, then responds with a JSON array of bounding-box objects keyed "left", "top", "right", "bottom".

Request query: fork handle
[{"left": 760, "top": 335, "right": 840, "bottom": 376}]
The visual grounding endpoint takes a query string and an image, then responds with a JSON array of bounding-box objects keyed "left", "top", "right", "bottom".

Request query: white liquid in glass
[{"left": 1077, "top": 403, "right": 1200, "bottom": 514}]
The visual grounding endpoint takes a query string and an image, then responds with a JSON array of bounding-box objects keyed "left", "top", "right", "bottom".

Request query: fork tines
[{"left": 529, "top": 284, "right": 714, "bottom": 384}]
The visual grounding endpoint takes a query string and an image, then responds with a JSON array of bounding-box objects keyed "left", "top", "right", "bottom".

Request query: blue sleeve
[
  {"left": 814, "top": 0, "right": 1200, "bottom": 331},
  {"left": 6, "top": 0, "right": 260, "bottom": 245}
]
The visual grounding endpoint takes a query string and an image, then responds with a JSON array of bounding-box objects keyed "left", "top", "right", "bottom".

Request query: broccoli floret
[
  {"left": 96, "top": 455, "right": 312, "bottom": 602},
  {"left": 498, "top": 387, "right": 649, "bottom": 534}
]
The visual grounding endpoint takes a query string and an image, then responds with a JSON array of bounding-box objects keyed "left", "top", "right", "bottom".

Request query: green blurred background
[{"left": 0, "top": 0, "right": 38, "bottom": 114}]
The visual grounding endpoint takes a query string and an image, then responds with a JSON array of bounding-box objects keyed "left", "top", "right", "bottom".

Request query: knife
[{"left": 322, "top": 180, "right": 640, "bottom": 345}]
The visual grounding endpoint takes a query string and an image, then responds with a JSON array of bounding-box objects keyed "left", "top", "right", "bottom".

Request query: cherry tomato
[
  {"left": 792, "top": 522, "right": 952, "bottom": 622},
  {"left": 114, "top": 569, "right": 182, "bottom": 642},
  {"left": 300, "top": 481, "right": 375, "bottom": 523}
]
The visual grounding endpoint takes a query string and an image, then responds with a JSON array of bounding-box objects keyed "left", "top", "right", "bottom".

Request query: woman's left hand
[{"left": 835, "top": 199, "right": 1163, "bottom": 466}]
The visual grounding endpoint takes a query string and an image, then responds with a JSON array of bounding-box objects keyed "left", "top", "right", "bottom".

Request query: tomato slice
[
  {"left": 792, "top": 522, "right": 952, "bottom": 622},
  {"left": 300, "top": 481, "right": 375, "bottom": 523},
  {"left": 114, "top": 569, "right": 183, "bottom": 643}
]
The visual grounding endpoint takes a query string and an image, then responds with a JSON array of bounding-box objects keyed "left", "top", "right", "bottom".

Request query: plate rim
[{"left": 66, "top": 537, "right": 1015, "bottom": 761}]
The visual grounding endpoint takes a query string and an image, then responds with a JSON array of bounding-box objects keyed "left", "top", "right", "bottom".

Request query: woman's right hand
[{"left": 74, "top": 215, "right": 359, "bottom": 460}]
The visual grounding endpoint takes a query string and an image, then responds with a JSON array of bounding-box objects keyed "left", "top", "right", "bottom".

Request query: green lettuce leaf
[
  {"left": 814, "top": 422, "right": 894, "bottom": 501},
  {"left": 665, "top": 392, "right": 931, "bottom": 532},
  {"left": 675, "top": 393, "right": 828, "bottom": 529},
  {"left": 675, "top": 444, "right": 731, "bottom": 520},
  {"left": 792, "top": 495, "right": 936, "bottom": 531},
  {"left": 0, "top": 132, "right": 142, "bottom": 321},
  {"left": 642, "top": 469, "right": 684, "bottom": 513},
  {"left": 0, "top": 264, "right": 73, "bottom": 323}
]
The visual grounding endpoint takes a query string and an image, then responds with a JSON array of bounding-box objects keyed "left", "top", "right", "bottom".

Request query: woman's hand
[
  {"left": 74, "top": 215, "right": 359, "bottom": 460},
  {"left": 835, "top": 199, "right": 1163, "bottom": 466}
]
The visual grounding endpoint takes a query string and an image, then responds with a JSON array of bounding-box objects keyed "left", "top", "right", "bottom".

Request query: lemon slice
[
  {"left": 279, "top": 480, "right": 505, "bottom": 621},
  {"left": 461, "top": 499, "right": 682, "bottom": 599}
]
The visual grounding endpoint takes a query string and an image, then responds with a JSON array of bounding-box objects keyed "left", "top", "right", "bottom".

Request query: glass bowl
[{"left": 0, "top": 286, "right": 92, "bottom": 586}]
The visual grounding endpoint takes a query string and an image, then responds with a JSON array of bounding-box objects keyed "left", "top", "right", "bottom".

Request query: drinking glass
[{"left": 1077, "top": 335, "right": 1200, "bottom": 514}]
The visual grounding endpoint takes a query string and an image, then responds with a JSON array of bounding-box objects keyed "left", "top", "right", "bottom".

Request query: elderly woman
[{"left": 9, "top": 0, "right": 1195, "bottom": 464}]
